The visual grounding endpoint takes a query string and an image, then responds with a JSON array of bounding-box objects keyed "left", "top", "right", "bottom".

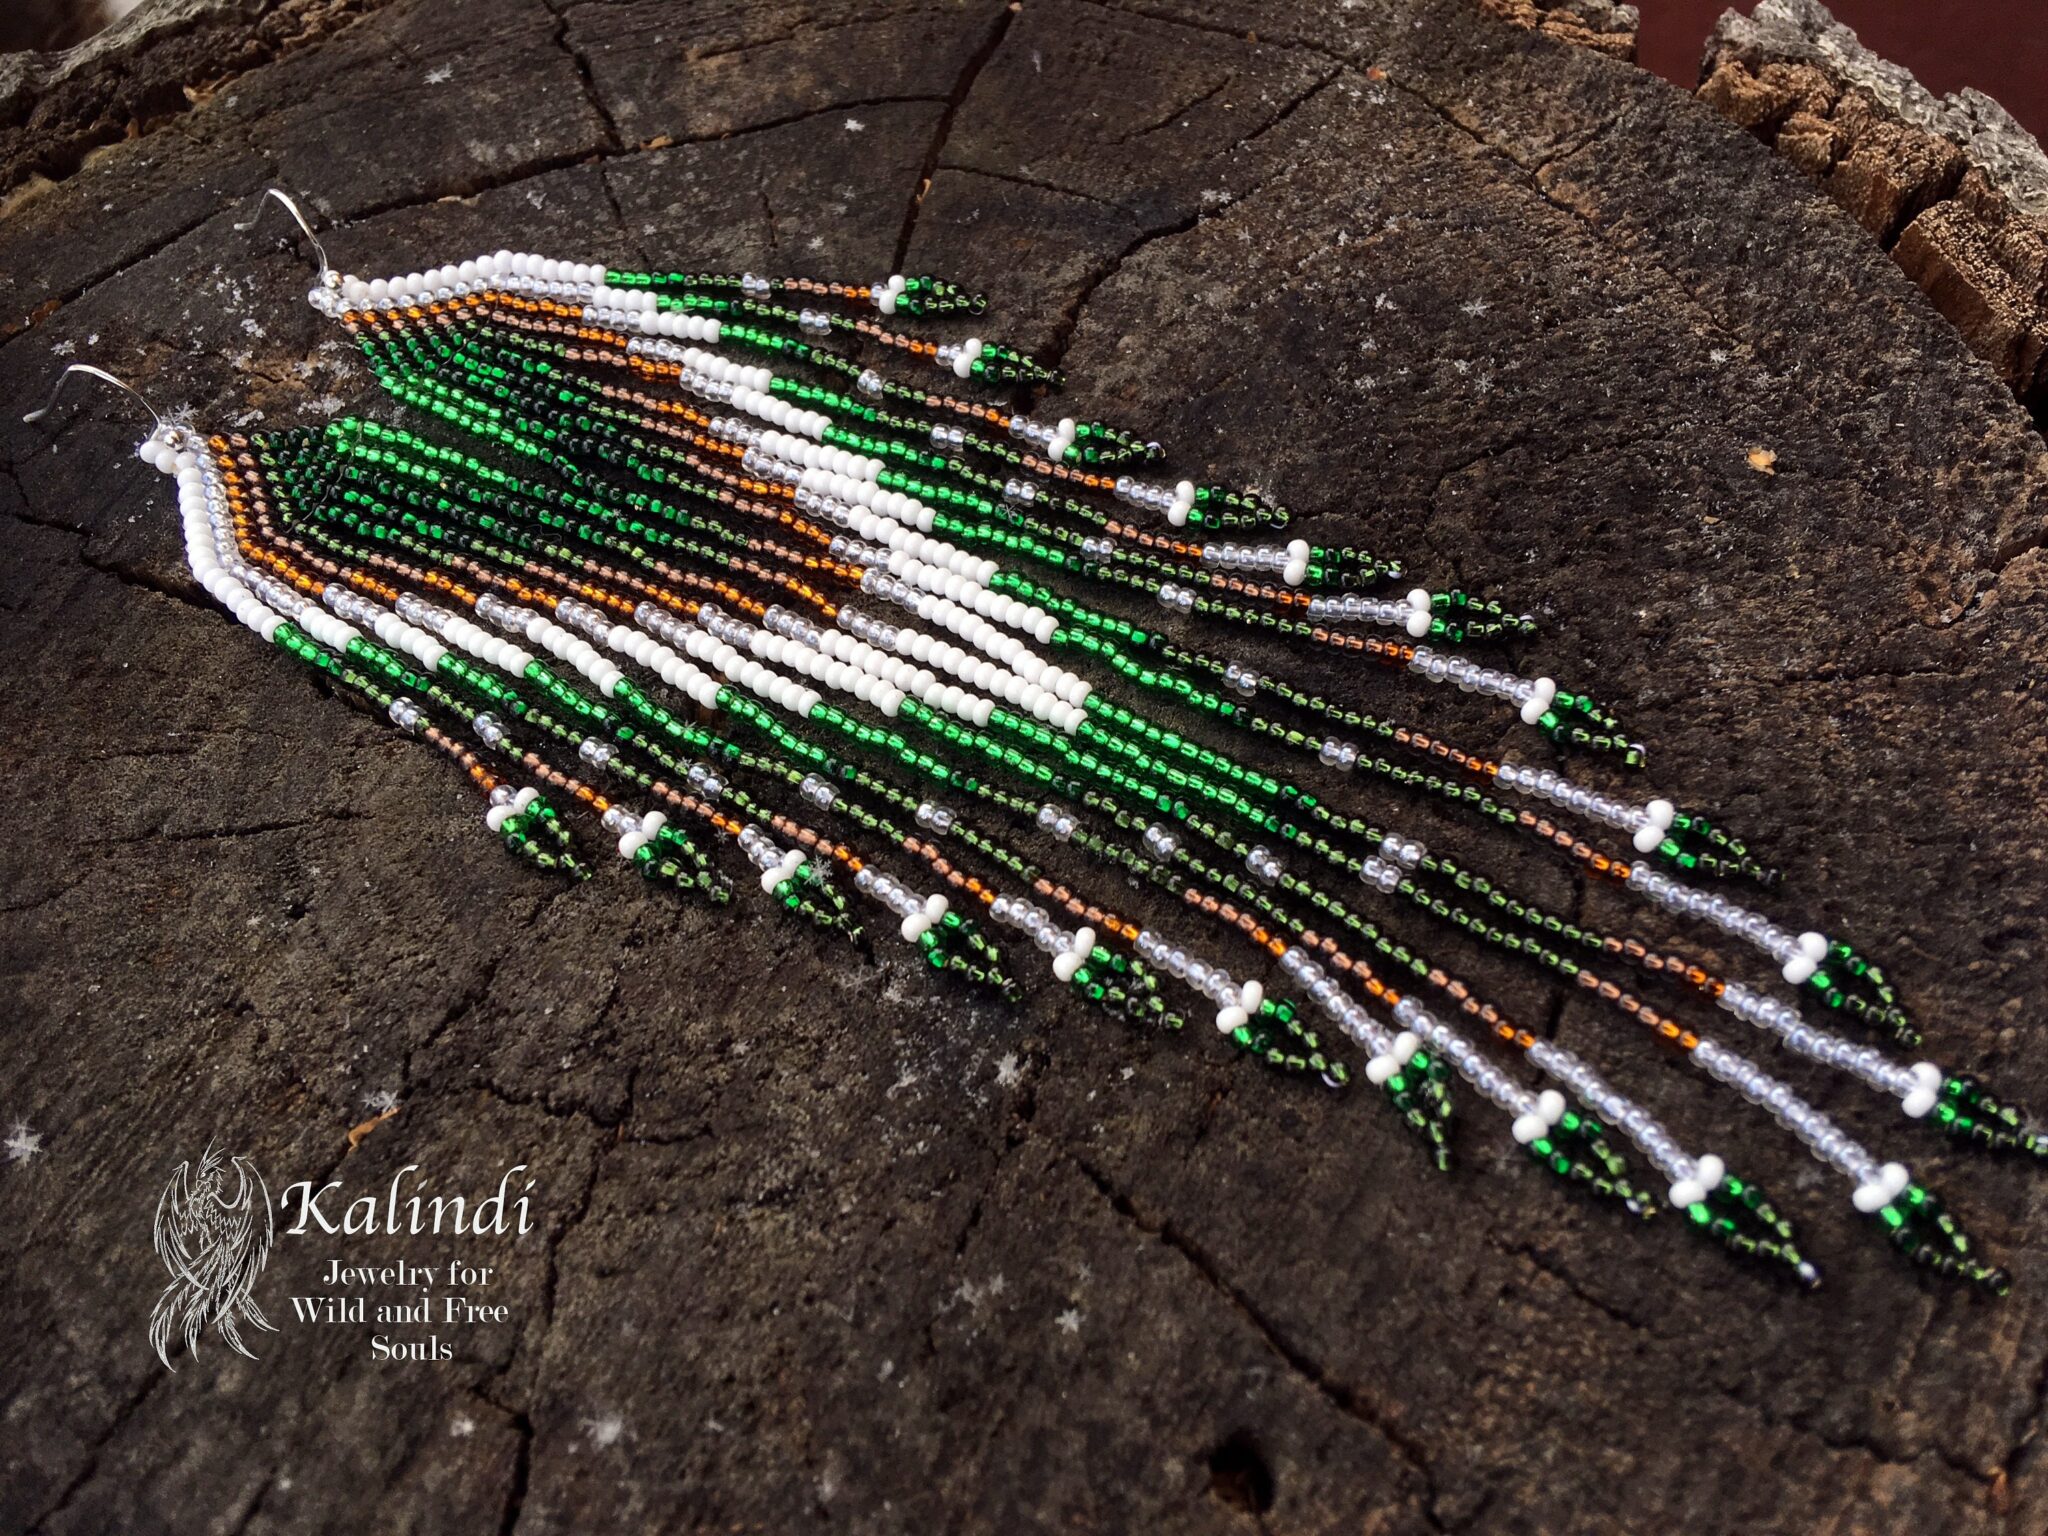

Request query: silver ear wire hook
[
  {"left": 235, "top": 187, "right": 332, "bottom": 283},
  {"left": 23, "top": 362, "right": 166, "bottom": 432}
]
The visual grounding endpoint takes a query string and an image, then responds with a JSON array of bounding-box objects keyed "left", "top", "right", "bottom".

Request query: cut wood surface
[{"left": 3, "top": 2, "right": 2046, "bottom": 1532}]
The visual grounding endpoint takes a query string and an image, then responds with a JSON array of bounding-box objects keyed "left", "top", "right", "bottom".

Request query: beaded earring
[{"left": 44, "top": 186, "right": 2046, "bottom": 1294}]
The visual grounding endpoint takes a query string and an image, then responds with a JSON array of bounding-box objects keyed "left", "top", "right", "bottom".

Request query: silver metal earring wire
[
  {"left": 22, "top": 363, "right": 166, "bottom": 431},
  {"left": 235, "top": 187, "right": 331, "bottom": 282}
]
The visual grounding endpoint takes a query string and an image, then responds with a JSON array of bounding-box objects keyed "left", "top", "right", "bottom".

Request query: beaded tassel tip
[{"left": 68, "top": 206, "right": 2048, "bottom": 1294}]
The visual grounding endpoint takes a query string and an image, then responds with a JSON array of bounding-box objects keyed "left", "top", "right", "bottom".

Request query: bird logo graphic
[{"left": 150, "top": 1145, "right": 278, "bottom": 1370}]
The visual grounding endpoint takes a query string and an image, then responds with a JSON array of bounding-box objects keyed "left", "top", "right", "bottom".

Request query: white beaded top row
[{"left": 322, "top": 251, "right": 1316, "bottom": 584}]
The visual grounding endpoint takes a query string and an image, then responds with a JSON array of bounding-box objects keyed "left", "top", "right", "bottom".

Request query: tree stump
[{"left": 3, "top": 2, "right": 2046, "bottom": 1532}]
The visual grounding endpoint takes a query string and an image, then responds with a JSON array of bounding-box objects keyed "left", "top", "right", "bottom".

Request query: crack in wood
[
  {"left": 24, "top": 1372, "right": 168, "bottom": 1532},
  {"left": 891, "top": 0, "right": 1017, "bottom": 272},
  {"left": 549, "top": 5, "right": 624, "bottom": 154},
  {"left": 1033, "top": 66, "right": 1344, "bottom": 374},
  {"left": 1070, "top": 1152, "right": 1450, "bottom": 1533}
]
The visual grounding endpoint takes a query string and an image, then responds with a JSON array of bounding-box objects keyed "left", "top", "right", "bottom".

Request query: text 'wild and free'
[{"left": 289, "top": 1289, "right": 507, "bottom": 1324}]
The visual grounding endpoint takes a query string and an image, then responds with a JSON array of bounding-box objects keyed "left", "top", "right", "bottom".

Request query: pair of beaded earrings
[{"left": 34, "top": 189, "right": 2042, "bottom": 1294}]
